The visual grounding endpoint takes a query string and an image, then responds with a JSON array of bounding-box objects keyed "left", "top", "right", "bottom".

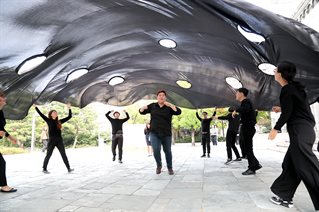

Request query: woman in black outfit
[
  {"left": 34, "top": 104, "right": 73, "bottom": 174},
  {"left": 268, "top": 61, "right": 319, "bottom": 210},
  {"left": 0, "top": 91, "right": 18, "bottom": 192}
]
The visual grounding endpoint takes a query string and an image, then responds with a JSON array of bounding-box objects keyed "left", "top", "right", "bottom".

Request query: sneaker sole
[{"left": 270, "top": 197, "right": 281, "bottom": 205}]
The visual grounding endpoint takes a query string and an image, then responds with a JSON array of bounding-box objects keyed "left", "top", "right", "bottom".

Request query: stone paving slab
[{"left": 1, "top": 136, "right": 318, "bottom": 212}]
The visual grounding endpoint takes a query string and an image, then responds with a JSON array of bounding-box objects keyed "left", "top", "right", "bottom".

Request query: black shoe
[
  {"left": 255, "top": 164, "right": 262, "bottom": 171},
  {"left": 156, "top": 166, "right": 162, "bottom": 174},
  {"left": 168, "top": 169, "right": 174, "bottom": 175},
  {"left": 112, "top": 156, "right": 116, "bottom": 161},
  {"left": 68, "top": 168, "right": 74, "bottom": 173},
  {"left": 233, "top": 158, "right": 242, "bottom": 162},
  {"left": 270, "top": 196, "right": 293, "bottom": 208},
  {"left": 42, "top": 169, "right": 50, "bottom": 174},
  {"left": 242, "top": 169, "right": 255, "bottom": 175},
  {"left": 224, "top": 159, "right": 232, "bottom": 165},
  {"left": 0, "top": 188, "right": 17, "bottom": 193},
  {"left": 207, "top": 154, "right": 210, "bottom": 158},
  {"left": 119, "top": 160, "right": 123, "bottom": 164},
  {"left": 201, "top": 154, "right": 206, "bottom": 158}
]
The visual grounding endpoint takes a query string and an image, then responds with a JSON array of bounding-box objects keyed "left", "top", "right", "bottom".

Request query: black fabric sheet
[{"left": 0, "top": 0, "right": 318, "bottom": 119}]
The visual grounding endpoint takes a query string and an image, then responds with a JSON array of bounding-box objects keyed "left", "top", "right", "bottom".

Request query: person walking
[
  {"left": 0, "top": 91, "right": 18, "bottom": 193},
  {"left": 214, "top": 107, "right": 241, "bottom": 164},
  {"left": 232, "top": 88, "right": 262, "bottom": 175},
  {"left": 139, "top": 90, "right": 181, "bottom": 175},
  {"left": 144, "top": 122, "right": 153, "bottom": 156},
  {"left": 268, "top": 61, "right": 319, "bottom": 210},
  {"left": 105, "top": 110, "right": 130, "bottom": 163},
  {"left": 34, "top": 104, "right": 73, "bottom": 174},
  {"left": 196, "top": 111, "right": 213, "bottom": 158}
]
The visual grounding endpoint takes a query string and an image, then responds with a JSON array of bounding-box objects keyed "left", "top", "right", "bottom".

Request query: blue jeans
[{"left": 149, "top": 132, "right": 173, "bottom": 169}]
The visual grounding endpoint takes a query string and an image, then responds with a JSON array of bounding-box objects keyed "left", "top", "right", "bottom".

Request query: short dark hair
[
  {"left": 237, "top": 87, "right": 249, "bottom": 97},
  {"left": 202, "top": 111, "right": 207, "bottom": 115},
  {"left": 277, "top": 61, "right": 296, "bottom": 82},
  {"left": 113, "top": 111, "right": 120, "bottom": 116},
  {"left": 156, "top": 90, "right": 166, "bottom": 96}
]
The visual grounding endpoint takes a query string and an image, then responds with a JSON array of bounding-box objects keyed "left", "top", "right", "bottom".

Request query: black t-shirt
[
  {"left": 274, "top": 83, "right": 315, "bottom": 130},
  {"left": 139, "top": 103, "right": 181, "bottom": 136},
  {"left": 35, "top": 107, "right": 72, "bottom": 138},
  {"left": 218, "top": 113, "right": 240, "bottom": 133},
  {"left": 196, "top": 112, "right": 212, "bottom": 133},
  {"left": 236, "top": 98, "right": 256, "bottom": 126},
  {"left": 0, "top": 110, "right": 10, "bottom": 138},
  {"left": 106, "top": 111, "right": 130, "bottom": 134}
]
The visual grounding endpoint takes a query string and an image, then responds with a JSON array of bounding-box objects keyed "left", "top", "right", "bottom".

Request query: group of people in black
[{"left": 0, "top": 62, "right": 318, "bottom": 211}]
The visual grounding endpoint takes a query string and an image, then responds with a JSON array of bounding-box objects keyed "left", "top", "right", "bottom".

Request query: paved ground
[{"left": 1, "top": 135, "right": 318, "bottom": 212}]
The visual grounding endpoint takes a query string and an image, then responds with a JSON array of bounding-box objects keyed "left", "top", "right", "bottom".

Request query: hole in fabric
[
  {"left": 158, "top": 38, "right": 177, "bottom": 48},
  {"left": 237, "top": 25, "right": 265, "bottom": 43},
  {"left": 176, "top": 80, "right": 192, "bottom": 89},
  {"left": 226, "top": 77, "right": 242, "bottom": 89},
  {"left": 258, "top": 63, "right": 276, "bottom": 75},
  {"left": 66, "top": 68, "right": 89, "bottom": 83},
  {"left": 16, "top": 54, "right": 47, "bottom": 75},
  {"left": 108, "top": 76, "right": 125, "bottom": 86}
]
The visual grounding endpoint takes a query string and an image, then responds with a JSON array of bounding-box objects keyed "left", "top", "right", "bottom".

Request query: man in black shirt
[
  {"left": 233, "top": 88, "right": 261, "bottom": 175},
  {"left": 106, "top": 110, "right": 130, "bottom": 163},
  {"left": 196, "top": 111, "right": 213, "bottom": 158},
  {"left": 139, "top": 90, "right": 181, "bottom": 175},
  {"left": 0, "top": 91, "right": 18, "bottom": 193},
  {"left": 215, "top": 107, "right": 241, "bottom": 164}
]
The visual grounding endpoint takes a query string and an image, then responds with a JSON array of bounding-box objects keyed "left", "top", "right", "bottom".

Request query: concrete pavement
[{"left": 0, "top": 135, "right": 318, "bottom": 212}]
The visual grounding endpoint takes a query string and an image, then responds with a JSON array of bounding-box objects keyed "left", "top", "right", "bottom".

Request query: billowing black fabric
[{"left": 0, "top": 0, "right": 318, "bottom": 119}]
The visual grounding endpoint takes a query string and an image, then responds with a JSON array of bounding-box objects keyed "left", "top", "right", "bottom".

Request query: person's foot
[
  {"left": 156, "top": 166, "right": 162, "bottom": 174},
  {"left": 270, "top": 196, "right": 294, "bottom": 208},
  {"left": 255, "top": 164, "right": 262, "bottom": 171},
  {"left": 42, "top": 169, "right": 50, "bottom": 174},
  {"left": 200, "top": 154, "right": 206, "bottom": 158},
  {"left": 119, "top": 160, "right": 123, "bottom": 164},
  {"left": 168, "top": 169, "right": 174, "bottom": 175},
  {"left": 233, "top": 158, "right": 242, "bottom": 162},
  {"left": 0, "top": 186, "right": 17, "bottom": 193},
  {"left": 224, "top": 159, "right": 232, "bottom": 165},
  {"left": 207, "top": 154, "right": 210, "bottom": 158},
  {"left": 242, "top": 169, "right": 255, "bottom": 175},
  {"left": 68, "top": 168, "right": 74, "bottom": 173},
  {"left": 112, "top": 156, "right": 116, "bottom": 161}
]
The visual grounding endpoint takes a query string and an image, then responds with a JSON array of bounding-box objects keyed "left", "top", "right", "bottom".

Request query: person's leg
[
  {"left": 162, "top": 135, "right": 173, "bottom": 174},
  {"left": 43, "top": 139, "right": 56, "bottom": 171},
  {"left": 230, "top": 130, "right": 240, "bottom": 159},
  {"left": 111, "top": 134, "right": 117, "bottom": 160},
  {"left": 205, "top": 134, "right": 211, "bottom": 157},
  {"left": 56, "top": 139, "right": 71, "bottom": 170},
  {"left": 0, "top": 153, "right": 7, "bottom": 187},
  {"left": 150, "top": 132, "right": 162, "bottom": 169},
  {"left": 201, "top": 134, "right": 206, "bottom": 156},
  {"left": 239, "top": 129, "right": 246, "bottom": 158},
  {"left": 288, "top": 124, "right": 319, "bottom": 210},
  {"left": 243, "top": 125, "right": 260, "bottom": 170},
  {"left": 225, "top": 130, "right": 232, "bottom": 160},
  {"left": 118, "top": 135, "right": 123, "bottom": 162},
  {"left": 271, "top": 147, "right": 300, "bottom": 202}
]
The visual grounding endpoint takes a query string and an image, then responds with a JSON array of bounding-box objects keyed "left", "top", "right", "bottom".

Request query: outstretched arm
[{"left": 34, "top": 105, "right": 49, "bottom": 121}]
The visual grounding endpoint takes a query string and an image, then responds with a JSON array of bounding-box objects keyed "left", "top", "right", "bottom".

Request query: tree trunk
[
  {"left": 191, "top": 129, "right": 195, "bottom": 146},
  {"left": 72, "top": 125, "right": 79, "bottom": 148}
]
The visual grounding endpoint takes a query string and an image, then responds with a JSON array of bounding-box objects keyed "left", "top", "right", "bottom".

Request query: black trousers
[
  {"left": 271, "top": 123, "right": 319, "bottom": 210},
  {"left": 239, "top": 128, "right": 246, "bottom": 158},
  {"left": 43, "top": 137, "right": 70, "bottom": 170},
  {"left": 112, "top": 134, "right": 123, "bottom": 160},
  {"left": 201, "top": 133, "right": 210, "bottom": 154},
  {"left": 0, "top": 153, "right": 7, "bottom": 186},
  {"left": 226, "top": 130, "right": 240, "bottom": 159},
  {"left": 241, "top": 124, "right": 260, "bottom": 170}
]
